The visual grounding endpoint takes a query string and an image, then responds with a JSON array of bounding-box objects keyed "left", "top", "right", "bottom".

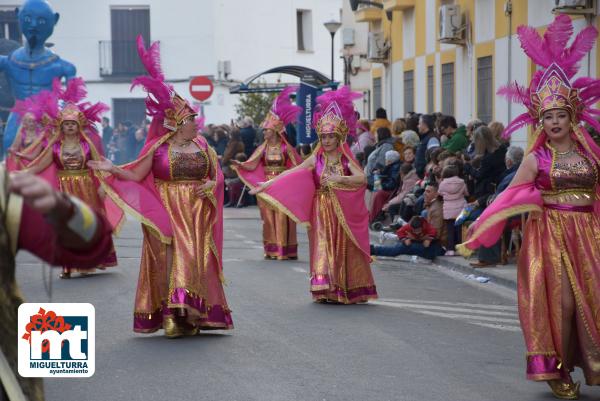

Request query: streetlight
[{"left": 323, "top": 19, "right": 342, "bottom": 82}]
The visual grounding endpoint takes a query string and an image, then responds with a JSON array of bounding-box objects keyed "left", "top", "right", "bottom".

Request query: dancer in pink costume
[
  {"left": 459, "top": 15, "right": 600, "bottom": 399},
  {"left": 89, "top": 36, "right": 232, "bottom": 338},
  {"left": 233, "top": 87, "right": 302, "bottom": 260},
  {"left": 251, "top": 87, "right": 377, "bottom": 304}
]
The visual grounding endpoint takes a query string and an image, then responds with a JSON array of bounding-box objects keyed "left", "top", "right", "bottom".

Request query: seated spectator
[
  {"left": 441, "top": 116, "right": 468, "bottom": 153},
  {"left": 369, "top": 150, "right": 402, "bottom": 223},
  {"left": 370, "top": 216, "right": 444, "bottom": 260},
  {"left": 415, "top": 114, "right": 441, "bottom": 179},
  {"left": 462, "top": 125, "right": 507, "bottom": 220},
  {"left": 383, "top": 163, "right": 419, "bottom": 218},
  {"left": 351, "top": 120, "right": 373, "bottom": 155},
  {"left": 438, "top": 164, "right": 468, "bottom": 255},
  {"left": 365, "top": 127, "right": 395, "bottom": 179},
  {"left": 400, "top": 129, "right": 420, "bottom": 151},
  {"left": 402, "top": 146, "right": 416, "bottom": 165},
  {"left": 391, "top": 118, "right": 406, "bottom": 153},
  {"left": 469, "top": 146, "right": 524, "bottom": 267}
]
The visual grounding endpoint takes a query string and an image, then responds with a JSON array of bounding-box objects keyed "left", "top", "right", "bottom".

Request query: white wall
[
  {"left": 402, "top": 8, "right": 415, "bottom": 59},
  {"left": 415, "top": 56, "right": 427, "bottom": 113},
  {"left": 425, "top": 0, "right": 437, "bottom": 54},
  {"left": 475, "top": 0, "right": 495, "bottom": 44}
]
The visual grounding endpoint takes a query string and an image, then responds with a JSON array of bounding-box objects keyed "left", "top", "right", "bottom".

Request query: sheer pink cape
[
  {"left": 459, "top": 125, "right": 600, "bottom": 254},
  {"left": 234, "top": 133, "right": 302, "bottom": 189},
  {"left": 257, "top": 142, "right": 371, "bottom": 262}
]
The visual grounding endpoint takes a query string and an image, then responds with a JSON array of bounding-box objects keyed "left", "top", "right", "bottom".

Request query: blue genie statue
[{"left": 0, "top": 0, "right": 76, "bottom": 153}]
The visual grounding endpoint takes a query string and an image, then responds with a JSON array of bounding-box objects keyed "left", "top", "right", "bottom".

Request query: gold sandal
[{"left": 547, "top": 379, "right": 580, "bottom": 400}]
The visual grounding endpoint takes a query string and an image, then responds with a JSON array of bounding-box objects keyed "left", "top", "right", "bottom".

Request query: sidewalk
[{"left": 369, "top": 230, "right": 518, "bottom": 290}]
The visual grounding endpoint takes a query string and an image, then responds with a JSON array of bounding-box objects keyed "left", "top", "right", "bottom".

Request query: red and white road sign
[{"left": 189, "top": 76, "right": 214, "bottom": 101}]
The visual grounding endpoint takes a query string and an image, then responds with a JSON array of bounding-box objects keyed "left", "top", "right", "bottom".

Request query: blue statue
[{"left": 0, "top": 0, "right": 76, "bottom": 153}]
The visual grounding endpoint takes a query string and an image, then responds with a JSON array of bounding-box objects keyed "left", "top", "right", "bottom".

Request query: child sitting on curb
[{"left": 370, "top": 216, "right": 444, "bottom": 260}]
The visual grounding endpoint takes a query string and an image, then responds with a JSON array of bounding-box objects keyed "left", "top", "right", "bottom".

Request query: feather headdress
[
  {"left": 14, "top": 77, "right": 108, "bottom": 130},
  {"left": 131, "top": 35, "right": 196, "bottom": 131},
  {"left": 314, "top": 86, "right": 362, "bottom": 141},
  {"left": 261, "top": 86, "right": 302, "bottom": 133},
  {"left": 499, "top": 14, "right": 599, "bottom": 139}
]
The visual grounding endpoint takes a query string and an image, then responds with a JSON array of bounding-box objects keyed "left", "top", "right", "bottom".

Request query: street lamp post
[{"left": 323, "top": 20, "right": 342, "bottom": 82}]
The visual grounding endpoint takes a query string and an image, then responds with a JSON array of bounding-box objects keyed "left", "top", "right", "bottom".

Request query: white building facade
[{"left": 1, "top": 0, "right": 343, "bottom": 127}]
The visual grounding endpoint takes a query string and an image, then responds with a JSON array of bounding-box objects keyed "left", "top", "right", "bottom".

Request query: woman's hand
[
  {"left": 87, "top": 157, "right": 114, "bottom": 172},
  {"left": 196, "top": 180, "right": 216, "bottom": 199},
  {"left": 9, "top": 172, "right": 60, "bottom": 214},
  {"left": 321, "top": 174, "right": 344, "bottom": 186},
  {"left": 249, "top": 181, "right": 267, "bottom": 196},
  {"left": 230, "top": 159, "right": 244, "bottom": 169}
]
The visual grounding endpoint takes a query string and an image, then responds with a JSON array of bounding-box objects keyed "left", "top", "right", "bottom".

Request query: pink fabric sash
[
  {"left": 459, "top": 183, "right": 543, "bottom": 252},
  {"left": 460, "top": 125, "right": 600, "bottom": 254},
  {"left": 258, "top": 144, "right": 371, "bottom": 261},
  {"left": 235, "top": 137, "right": 301, "bottom": 190}
]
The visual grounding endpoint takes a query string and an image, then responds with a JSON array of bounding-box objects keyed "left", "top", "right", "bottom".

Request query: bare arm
[
  {"left": 87, "top": 153, "right": 153, "bottom": 182},
  {"left": 507, "top": 153, "right": 537, "bottom": 188},
  {"left": 249, "top": 155, "right": 315, "bottom": 194},
  {"left": 343, "top": 160, "right": 367, "bottom": 186},
  {"left": 23, "top": 149, "right": 53, "bottom": 174}
]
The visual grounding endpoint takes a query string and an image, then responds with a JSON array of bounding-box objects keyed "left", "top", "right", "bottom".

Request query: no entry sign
[{"left": 189, "top": 76, "right": 214, "bottom": 101}]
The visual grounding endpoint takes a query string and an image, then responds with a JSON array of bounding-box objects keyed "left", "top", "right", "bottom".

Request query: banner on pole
[{"left": 296, "top": 82, "right": 318, "bottom": 145}]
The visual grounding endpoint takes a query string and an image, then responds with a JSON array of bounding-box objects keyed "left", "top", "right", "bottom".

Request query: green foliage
[{"left": 235, "top": 91, "right": 277, "bottom": 125}]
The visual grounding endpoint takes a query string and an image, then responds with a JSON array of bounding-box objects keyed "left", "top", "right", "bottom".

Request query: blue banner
[{"left": 296, "top": 82, "right": 318, "bottom": 144}]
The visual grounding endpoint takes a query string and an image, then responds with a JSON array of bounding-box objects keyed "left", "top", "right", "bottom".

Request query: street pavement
[{"left": 16, "top": 207, "right": 600, "bottom": 401}]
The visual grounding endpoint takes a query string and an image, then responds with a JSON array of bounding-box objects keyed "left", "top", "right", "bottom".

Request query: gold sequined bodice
[
  {"left": 543, "top": 150, "right": 598, "bottom": 204},
  {"left": 552, "top": 158, "right": 597, "bottom": 190},
  {"left": 61, "top": 144, "right": 85, "bottom": 170},
  {"left": 169, "top": 148, "right": 209, "bottom": 181},
  {"left": 322, "top": 155, "right": 345, "bottom": 178},
  {"left": 264, "top": 144, "right": 285, "bottom": 177}
]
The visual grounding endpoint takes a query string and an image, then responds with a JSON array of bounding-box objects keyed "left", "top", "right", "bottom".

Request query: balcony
[
  {"left": 383, "top": 0, "right": 415, "bottom": 11},
  {"left": 99, "top": 40, "right": 150, "bottom": 79},
  {"left": 354, "top": 7, "right": 383, "bottom": 23}
]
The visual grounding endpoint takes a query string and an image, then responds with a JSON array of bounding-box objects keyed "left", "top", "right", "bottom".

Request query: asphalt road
[{"left": 15, "top": 207, "right": 600, "bottom": 401}]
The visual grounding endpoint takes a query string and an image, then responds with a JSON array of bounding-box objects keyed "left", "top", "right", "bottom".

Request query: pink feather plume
[
  {"left": 502, "top": 112, "right": 536, "bottom": 140},
  {"left": 272, "top": 86, "right": 301, "bottom": 126},
  {"left": 497, "top": 82, "right": 530, "bottom": 106},
  {"left": 82, "top": 102, "right": 110, "bottom": 124},
  {"left": 130, "top": 35, "right": 174, "bottom": 118},
  {"left": 543, "top": 14, "right": 573, "bottom": 60},
  {"left": 517, "top": 25, "right": 551, "bottom": 68}
]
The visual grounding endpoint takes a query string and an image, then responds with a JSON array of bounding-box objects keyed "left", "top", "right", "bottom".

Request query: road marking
[
  {"left": 292, "top": 267, "right": 307, "bottom": 274},
  {"left": 234, "top": 234, "right": 246, "bottom": 239},
  {"left": 380, "top": 298, "right": 517, "bottom": 311},
  {"left": 372, "top": 299, "right": 521, "bottom": 332},
  {"left": 372, "top": 301, "right": 517, "bottom": 317}
]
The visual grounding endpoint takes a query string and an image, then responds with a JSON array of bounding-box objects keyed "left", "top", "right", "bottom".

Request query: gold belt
[
  {"left": 264, "top": 166, "right": 285, "bottom": 173},
  {"left": 57, "top": 169, "right": 89, "bottom": 177},
  {"left": 541, "top": 190, "right": 595, "bottom": 203}
]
